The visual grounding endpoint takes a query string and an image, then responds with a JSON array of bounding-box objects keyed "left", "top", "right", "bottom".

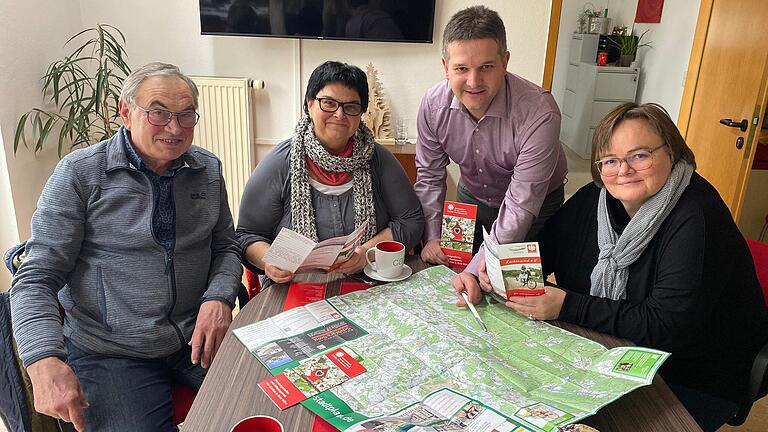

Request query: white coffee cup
[{"left": 365, "top": 241, "right": 405, "bottom": 278}]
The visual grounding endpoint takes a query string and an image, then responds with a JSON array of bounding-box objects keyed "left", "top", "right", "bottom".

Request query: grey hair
[
  {"left": 119, "top": 62, "right": 199, "bottom": 109},
  {"left": 442, "top": 5, "right": 507, "bottom": 60}
]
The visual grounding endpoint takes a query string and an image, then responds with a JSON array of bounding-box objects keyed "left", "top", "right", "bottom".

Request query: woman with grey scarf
[
  {"left": 236, "top": 61, "right": 423, "bottom": 285},
  {"left": 474, "top": 103, "right": 767, "bottom": 431}
]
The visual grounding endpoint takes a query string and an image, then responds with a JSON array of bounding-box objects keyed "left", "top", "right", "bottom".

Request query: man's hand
[
  {"left": 335, "top": 246, "right": 367, "bottom": 275},
  {"left": 477, "top": 258, "right": 493, "bottom": 292},
  {"left": 421, "top": 239, "right": 449, "bottom": 265},
  {"left": 264, "top": 263, "right": 295, "bottom": 284},
  {"left": 190, "top": 300, "right": 233, "bottom": 369},
  {"left": 506, "top": 286, "right": 567, "bottom": 321},
  {"left": 452, "top": 271, "right": 485, "bottom": 306},
  {"left": 26, "top": 357, "right": 88, "bottom": 431}
]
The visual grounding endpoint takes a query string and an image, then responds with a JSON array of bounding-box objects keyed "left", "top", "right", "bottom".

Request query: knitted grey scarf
[
  {"left": 289, "top": 114, "right": 377, "bottom": 242},
  {"left": 590, "top": 161, "right": 694, "bottom": 300}
]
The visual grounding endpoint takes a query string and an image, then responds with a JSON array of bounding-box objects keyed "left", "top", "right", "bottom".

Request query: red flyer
[
  {"left": 439, "top": 201, "right": 478, "bottom": 269},
  {"left": 284, "top": 282, "right": 327, "bottom": 311},
  {"left": 339, "top": 281, "right": 371, "bottom": 295},
  {"left": 257, "top": 373, "right": 307, "bottom": 410},
  {"left": 258, "top": 346, "right": 366, "bottom": 410}
]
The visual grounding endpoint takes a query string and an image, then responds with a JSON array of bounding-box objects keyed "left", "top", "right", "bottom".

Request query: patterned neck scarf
[
  {"left": 289, "top": 114, "right": 377, "bottom": 242},
  {"left": 590, "top": 161, "right": 694, "bottom": 300}
]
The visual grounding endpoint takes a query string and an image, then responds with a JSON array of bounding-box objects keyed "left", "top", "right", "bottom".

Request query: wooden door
[{"left": 678, "top": 0, "right": 768, "bottom": 218}]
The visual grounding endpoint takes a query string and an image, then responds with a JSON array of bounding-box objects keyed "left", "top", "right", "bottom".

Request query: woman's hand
[
  {"left": 505, "top": 286, "right": 566, "bottom": 321},
  {"left": 264, "top": 263, "right": 295, "bottom": 284},
  {"left": 335, "top": 246, "right": 368, "bottom": 275}
]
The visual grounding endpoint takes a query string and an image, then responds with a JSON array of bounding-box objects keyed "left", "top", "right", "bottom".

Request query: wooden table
[{"left": 182, "top": 258, "right": 701, "bottom": 432}]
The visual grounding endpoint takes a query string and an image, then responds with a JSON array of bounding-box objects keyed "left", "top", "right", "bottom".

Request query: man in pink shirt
[{"left": 414, "top": 5, "right": 567, "bottom": 303}]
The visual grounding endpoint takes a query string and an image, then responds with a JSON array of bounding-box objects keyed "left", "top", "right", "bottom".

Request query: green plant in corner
[
  {"left": 14, "top": 24, "right": 131, "bottom": 158},
  {"left": 610, "top": 29, "right": 653, "bottom": 66}
]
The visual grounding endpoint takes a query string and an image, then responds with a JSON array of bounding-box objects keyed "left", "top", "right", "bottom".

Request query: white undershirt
[{"left": 308, "top": 177, "right": 353, "bottom": 196}]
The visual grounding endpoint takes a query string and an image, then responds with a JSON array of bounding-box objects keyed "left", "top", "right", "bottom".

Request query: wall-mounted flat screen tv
[{"left": 200, "top": 0, "right": 436, "bottom": 43}]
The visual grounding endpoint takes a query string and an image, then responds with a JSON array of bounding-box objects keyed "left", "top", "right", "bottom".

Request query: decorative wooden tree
[{"left": 362, "top": 63, "right": 392, "bottom": 139}]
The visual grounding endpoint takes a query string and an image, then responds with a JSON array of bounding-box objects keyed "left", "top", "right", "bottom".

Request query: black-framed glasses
[
  {"left": 135, "top": 105, "right": 200, "bottom": 128},
  {"left": 595, "top": 145, "right": 668, "bottom": 177},
  {"left": 315, "top": 97, "right": 363, "bottom": 116}
]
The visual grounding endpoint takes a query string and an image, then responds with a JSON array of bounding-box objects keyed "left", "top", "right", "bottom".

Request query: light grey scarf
[
  {"left": 289, "top": 114, "right": 377, "bottom": 242},
  {"left": 590, "top": 161, "right": 694, "bottom": 300}
]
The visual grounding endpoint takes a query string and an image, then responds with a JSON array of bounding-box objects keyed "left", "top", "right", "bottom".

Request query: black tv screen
[{"left": 199, "top": 0, "right": 436, "bottom": 43}]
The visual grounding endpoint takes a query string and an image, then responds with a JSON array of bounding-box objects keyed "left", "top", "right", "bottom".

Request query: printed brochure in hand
[
  {"left": 264, "top": 222, "right": 368, "bottom": 273},
  {"left": 439, "top": 201, "right": 478, "bottom": 269},
  {"left": 483, "top": 228, "right": 545, "bottom": 298}
]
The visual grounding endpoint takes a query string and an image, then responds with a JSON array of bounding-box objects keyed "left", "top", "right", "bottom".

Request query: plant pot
[{"left": 617, "top": 54, "right": 634, "bottom": 67}]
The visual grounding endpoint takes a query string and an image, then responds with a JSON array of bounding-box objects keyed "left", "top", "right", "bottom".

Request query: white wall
[
  {"left": 78, "top": 0, "right": 553, "bottom": 145},
  {"left": 551, "top": 0, "right": 699, "bottom": 123},
  {"left": 0, "top": 131, "right": 18, "bottom": 290},
  {"left": 0, "top": 0, "right": 84, "bottom": 288},
  {"left": 631, "top": 0, "right": 699, "bottom": 120}
]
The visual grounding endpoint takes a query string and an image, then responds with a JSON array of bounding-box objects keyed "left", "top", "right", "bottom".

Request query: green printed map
[{"left": 235, "top": 266, "right": 669, "bottom": 432}]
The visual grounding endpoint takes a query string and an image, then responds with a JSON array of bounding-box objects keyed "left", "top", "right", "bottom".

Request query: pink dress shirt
[{"left": 414, "top": 72, "right": 568, "bottom": 274}]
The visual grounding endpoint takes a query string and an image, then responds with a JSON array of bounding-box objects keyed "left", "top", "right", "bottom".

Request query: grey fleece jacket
[{"left": 10, "top": 129, "right": 242, "bottom": 368}]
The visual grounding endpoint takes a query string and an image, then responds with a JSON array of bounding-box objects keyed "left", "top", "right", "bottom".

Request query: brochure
[
  {"left": 483, "top": 228, "right": 545, "bottom": 298},
  {"left": 264, "top": 222, "right": 368, "bottom": 273},
  {"left": 439, "top": 201, "right": 478, "bottom": 269},
  {"left": 284, "top": 282, "right": 328, "bottom": 311},
  {"left": 258, "top": 346, "right": 366, "bottom": 410},
  {"left": 345, "top": 388, "right": 535, "bottom": 432}
]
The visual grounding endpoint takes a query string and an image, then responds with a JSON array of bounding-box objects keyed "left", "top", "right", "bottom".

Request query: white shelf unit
[{"left": 560, "top": 34, "right": 639, "bottom": 159}]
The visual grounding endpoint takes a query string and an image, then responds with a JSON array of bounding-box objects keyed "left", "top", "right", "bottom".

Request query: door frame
[
  {"left": 677, "top": 0, "right": 768, "bottom": 219},
  {"left": 542, "top": 0, "right": 562, "bottom": 91}
]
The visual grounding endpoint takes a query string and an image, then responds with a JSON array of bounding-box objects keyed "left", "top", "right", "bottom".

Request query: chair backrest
[{"left": 746, "top": 238, "right": 768, "bottom": 306}]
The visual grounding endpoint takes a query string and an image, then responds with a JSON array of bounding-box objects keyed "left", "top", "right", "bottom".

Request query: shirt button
[
  {"left": 483, "top": 184, "right": 487, "bottom": 188},
  {"left": 478, "top": 169, "right": 483, "bottom": 173},
  {"left": 475, "top": 149, "right": 480, "bottom": 154}
]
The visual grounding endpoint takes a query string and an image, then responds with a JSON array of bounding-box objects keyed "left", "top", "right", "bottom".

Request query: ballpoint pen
[{"left": 460, "top": 290, "right": 488, "bottom": 332}]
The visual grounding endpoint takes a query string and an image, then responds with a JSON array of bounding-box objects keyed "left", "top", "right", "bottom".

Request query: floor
[{"left": 562, "top": 143, "right": 594, "bottom": 198}]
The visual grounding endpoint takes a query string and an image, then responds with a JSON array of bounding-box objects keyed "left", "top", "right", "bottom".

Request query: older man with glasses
[{"left": 10, "top": 62, "right": 242, "bottom": 431}]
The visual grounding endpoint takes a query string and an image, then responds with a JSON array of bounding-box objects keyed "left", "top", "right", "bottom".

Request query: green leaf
[{"left": 13, "top": 112, "right": 30, "bottom": 153}]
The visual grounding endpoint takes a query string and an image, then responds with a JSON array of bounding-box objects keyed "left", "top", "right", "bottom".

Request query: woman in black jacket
[{"left": 475, "top": 103, "right": 768, "bottom": 431}]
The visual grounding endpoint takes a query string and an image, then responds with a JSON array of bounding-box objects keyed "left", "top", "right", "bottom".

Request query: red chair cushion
[
  {"left": 172, "top": 384, "right": 197, "bottom": 425},
  {"left": 746, "top": 238, "right": 768, "bottom": 306}
]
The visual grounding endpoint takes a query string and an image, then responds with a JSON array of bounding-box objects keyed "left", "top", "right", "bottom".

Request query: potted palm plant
[
  {"left": 611, "top": 29, "right": 652, "bottom": 67},
  {"left": 14, "top": 24, "right": 131, "bottom": 158}
]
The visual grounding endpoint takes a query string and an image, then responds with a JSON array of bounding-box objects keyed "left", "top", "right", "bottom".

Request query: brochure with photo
[
  {"left": 439, "top": 201, "right": 478, "bottom": 269},
  {"left": 483, "top": 228, "right": 545, "bottom": 298}
]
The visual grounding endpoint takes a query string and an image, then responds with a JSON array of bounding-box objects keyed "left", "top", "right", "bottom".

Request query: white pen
[{"left": 460, "top": 291, "right": 488, "bottom": 332}]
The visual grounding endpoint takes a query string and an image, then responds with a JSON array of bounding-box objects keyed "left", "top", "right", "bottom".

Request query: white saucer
[{"left": 363, "top": 263, "right": 412, "bottom": 282}]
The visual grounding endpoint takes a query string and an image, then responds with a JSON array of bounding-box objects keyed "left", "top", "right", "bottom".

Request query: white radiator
[{"left": 190, "top": 76, "right": 261, "bottom": 224}]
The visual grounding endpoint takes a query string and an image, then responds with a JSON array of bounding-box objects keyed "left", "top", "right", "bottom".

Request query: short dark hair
[
  {"left": 442, "top": 6, "right": 507, "bottom": 60},
  {"left": 591, "top": 102, "right": 697, "bottom": 186},
  {"left": 304, "top": 61, "right": 368, "bottom": 114}
]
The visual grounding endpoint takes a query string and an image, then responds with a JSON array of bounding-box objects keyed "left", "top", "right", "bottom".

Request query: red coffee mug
[{"left": 230, "top": 415, "right": 284, "bottom": 432}]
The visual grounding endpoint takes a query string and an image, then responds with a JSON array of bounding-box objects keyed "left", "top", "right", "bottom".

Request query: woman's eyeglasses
[
  {"left": 135, "top": 105, "right": 200, "bottom": 128},
  {"left": 315, "top": 97, "right": 363, "bottom": 116},
  {"left": 595, "top": 145, "right": 667, "bottom": 177}
]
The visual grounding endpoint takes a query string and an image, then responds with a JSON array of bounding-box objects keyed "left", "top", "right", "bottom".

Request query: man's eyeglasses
[
  {"left": 595, "top": 145, "right": 668, "bottom": 177},
  {"left": 135, "top": 105, "right": 200, "bottom": 128},
  {"left": 315, "top": 97, "right": 363, "bottom": 116}
]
